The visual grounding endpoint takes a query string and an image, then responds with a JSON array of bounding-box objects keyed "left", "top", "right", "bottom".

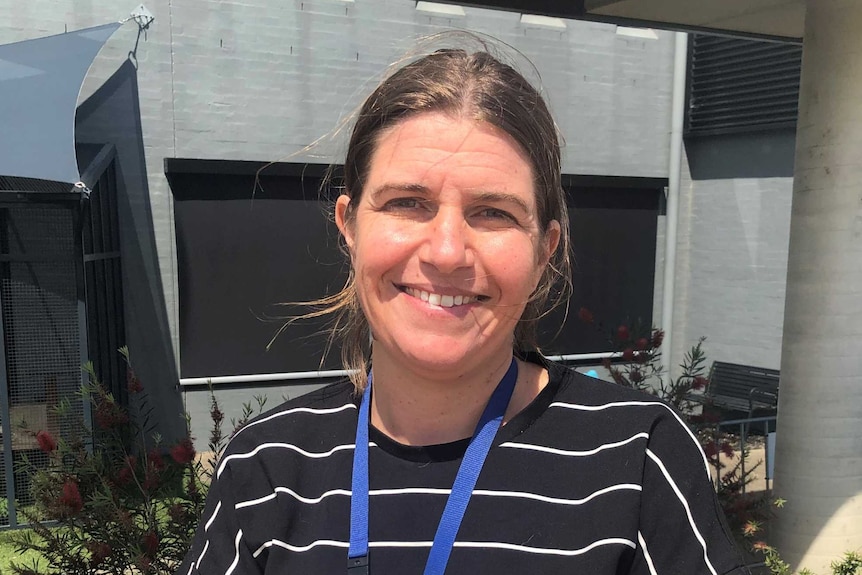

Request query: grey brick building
[{"left": 0, "top": 0, "right": 793, "bottom": 452}]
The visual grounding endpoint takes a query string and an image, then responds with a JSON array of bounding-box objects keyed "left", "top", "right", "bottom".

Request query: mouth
[{"left": 401, "top": 286, "right": 488, "bottom": 308}]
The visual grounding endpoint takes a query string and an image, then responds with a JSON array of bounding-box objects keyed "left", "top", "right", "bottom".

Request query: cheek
[{"left": 489, "top": 240, "right": 546, "bottom": 293}]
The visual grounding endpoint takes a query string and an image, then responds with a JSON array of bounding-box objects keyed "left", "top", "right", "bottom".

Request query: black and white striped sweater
[{"left": 178, "top": 360, "right": 749, "bottom": 575}]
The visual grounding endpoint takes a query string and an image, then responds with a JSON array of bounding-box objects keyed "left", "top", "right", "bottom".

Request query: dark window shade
[
  {"left": 538, "top": 180, "right": 661, "bottom": 356},
  {"left": 168, "top": 160, "right": 662, "bottom": 377},
  {"left": 686, "top": 34, "right": 802, "bottom": 137},
  {"left": 168, "top": 161, "right": 346, "bottom": 379}
]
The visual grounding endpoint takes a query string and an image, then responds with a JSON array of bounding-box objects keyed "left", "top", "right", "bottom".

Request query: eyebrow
[
  {"left": 370, "top": 183, "right": 430, "bottom": 199},
  {"left": 471, "top": 191, "right": 532, "bottom": 214},
  {"left": 371, "top": 184, "right": 532, "bottom": 213}
]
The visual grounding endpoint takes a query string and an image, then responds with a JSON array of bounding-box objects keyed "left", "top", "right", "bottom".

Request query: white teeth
[{"left": 404, "top": 288, "right": 476, "bottom": 307}]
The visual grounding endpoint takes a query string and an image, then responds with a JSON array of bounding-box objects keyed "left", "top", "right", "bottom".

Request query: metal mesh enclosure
[
  {"left": 0, "top": 204, "right": 85, "bottom": 526},
  {"left": 0, "top": 150, "right": 125, "bottom": 528}
]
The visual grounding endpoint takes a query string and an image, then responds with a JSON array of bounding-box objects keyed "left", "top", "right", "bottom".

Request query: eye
[
  {"left": 384, "top": 197, "right": 426, "bottom": 211},
  {"left": 475, "top": 207, "right": 517, "bottom": 223}
]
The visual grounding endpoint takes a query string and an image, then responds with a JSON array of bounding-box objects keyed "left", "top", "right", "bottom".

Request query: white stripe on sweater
[
  {"left": 549, "top": 400, "right": 710, "bottom": 477},
  {"left": 235, "top": 483, "right": 642, "bottom": 510},
  {"left": 646, "top": 449, "right": 718, "bottom": 575},
  {"left": 224, "top": 530, "right": 243, "bottom": 575},
  {"left": 229, "top": 403, "right": 356, "bottom": 443},
  {"left": 252, "top": 537, "right": 635, "bottom": 558},
  {"left": 500, "top": 432, "right": 648, "bottom": 457},
  {"left": 638, "top": 531, "right": 659, "bottom": 575},
  {"left": 217, "top": 441, "right": 377, "bottom": 478}
]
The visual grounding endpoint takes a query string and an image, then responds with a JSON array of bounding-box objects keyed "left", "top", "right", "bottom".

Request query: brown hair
[{"left": 313, "top": 47, "right": 571, "bottom": 391}]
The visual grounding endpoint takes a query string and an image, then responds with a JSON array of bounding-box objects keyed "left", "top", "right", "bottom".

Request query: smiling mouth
[{"left": 402, "top": 287, "right": 487, "bottom": 308}]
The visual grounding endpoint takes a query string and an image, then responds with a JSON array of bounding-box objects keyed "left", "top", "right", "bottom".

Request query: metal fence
[
  {"left": 0, "top": 145, "right": 124, "bottom": 528},
  {"left": 712, "top": 415, "right": 777, "bottom": 494}
]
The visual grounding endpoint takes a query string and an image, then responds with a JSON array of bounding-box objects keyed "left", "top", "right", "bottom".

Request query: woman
[{"left": 179, "top": 48, "right": 748, "bottom": 575}]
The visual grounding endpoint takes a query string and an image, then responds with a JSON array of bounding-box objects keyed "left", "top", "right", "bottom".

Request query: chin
[{"left": 378, "top": 334, "right": 511, "bottom": 378}]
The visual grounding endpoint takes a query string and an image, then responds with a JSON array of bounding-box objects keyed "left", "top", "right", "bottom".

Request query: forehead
[{"left": 365, "top": 112, "right": 536, "bottom": 200}]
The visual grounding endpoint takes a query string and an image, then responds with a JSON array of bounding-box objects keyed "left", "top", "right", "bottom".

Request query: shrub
[
  {"left": 9, "top": 348, "right": 210, "bottom": 575},
  {"left": 831, "top": 551, "right": 862, "bottom": 575}
]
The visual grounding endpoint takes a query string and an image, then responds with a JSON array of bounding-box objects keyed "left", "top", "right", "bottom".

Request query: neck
[{"left": 368, "top": 348, "right": 515, "bottom": 446}]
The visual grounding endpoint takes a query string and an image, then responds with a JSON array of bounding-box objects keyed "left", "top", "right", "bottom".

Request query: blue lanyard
[{"left": 348, "top": 358, "right": 519, "bottom": 575}]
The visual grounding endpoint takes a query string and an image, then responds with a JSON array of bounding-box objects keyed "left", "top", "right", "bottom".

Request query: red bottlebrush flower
[
  {"left": 143, "top": 531, "right": 159, "bottom": 556},
  {"left": 170, "top": 438, "right": 196, "bottom": 465},
  {"left": 752, "top": 540, "right": 770, "bottom": 551},
  {"left": 142, "top": 450, "right": 165, "bottom": 492},
  {"left": 186, "top": 474, "right": 200, "bottom": 496},
  {"left": 692, "top": 376, "right": 709, "bottom": 391},
  {"left": 94, "top": 398, "right": 129, "bottom": 429},
  {"left": 601, "top": 357, "right": 612, "bottom": 370},
  {"left": 116, "top": 466, "right": 133, "bottom": 486},
  {"left": 127, "top": 367, "right": 143, "bottom": 394},
  {"left": 703, "top": 442, "right": 719, "bottom": 459},
  {"left": 720, "top": 441, "right": 736, "bottom": 459},
  {"left": 609, "top": 368, "right": 625, "bottom": 385},
  {"left": 210, "top": 400, "right": 225, "bottom": 427},
  {"left": 616, "top": 325, "right": 630, "bottom": 342},
  {"left": 621, "top": 347, "right": 635, "bottom": 362},
  {"left": 116, "top": 508, "right": 134, "bottom": 528},
  {"left": 117, "top": 455, "right": 137, "bottom": 486},
  {"left": 700, "top": 411, "right": 721, "bottom": 424},
  {"left": 87, "top": 541, "right": 112, "bottom": 567},
  {"left": 59, "top": 479, "right": 83, "bottom": 514},
  {"left": 651, "top": 329, "right": 665, "bottom": 349},
  {"left": 35, "top": 430, "right": 57, "bottom": 453},
  {"left": 630, "top": 369, "right": 643, "bottom": 383},
  {"left": 635, "top": 337, "right": 649, "bottom": 350},
  {"left": 143, "top": 470, "right": 160, "bottom": 492},
  {"left": 168, "top": 502, "right": 186, "bottom": 523},
  {"left": 148, "top": 449, "right": 165, "bottom": 472}
]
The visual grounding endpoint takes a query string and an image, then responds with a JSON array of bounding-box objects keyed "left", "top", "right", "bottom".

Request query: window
[
  {"left": 168, "top": 160, "right": 663, "bottom": 378},
  {"left": 539, "top": 175, "right": 663, "bottom": 357},
  {"left": 168, "top": 160, "right": 347, "bottom": 380}
]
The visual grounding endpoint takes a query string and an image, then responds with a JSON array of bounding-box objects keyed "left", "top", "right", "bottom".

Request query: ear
[
  {"left": 335, "top": 194, "right": 355, "bottom": 249},
  {"left": 541, "top": 220, "right": 561, "bottom": 267}
]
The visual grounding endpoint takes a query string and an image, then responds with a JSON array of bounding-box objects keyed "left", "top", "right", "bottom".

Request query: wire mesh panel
[{"left": 0, "top": 205, "right": 84, "bottom": 526}]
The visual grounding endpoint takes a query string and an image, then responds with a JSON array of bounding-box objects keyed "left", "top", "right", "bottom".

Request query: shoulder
[
  {"left": 546, "top": 360, "right": 675, "bottom": 411},
  {"left": 542, "top": 360, "right": 700, "bottom": 442},
  {"left": 222, "top": 379, "right": 359, "bottom": 455}
]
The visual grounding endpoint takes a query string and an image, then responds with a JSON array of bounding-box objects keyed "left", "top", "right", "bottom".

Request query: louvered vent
[{"left": 687, "top": 34, "right": 802, "bottom": 136}]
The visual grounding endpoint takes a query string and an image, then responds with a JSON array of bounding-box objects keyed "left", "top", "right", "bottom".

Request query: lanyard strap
[{"left": 348, "top": 358, "right": 518, "bottom": 575}]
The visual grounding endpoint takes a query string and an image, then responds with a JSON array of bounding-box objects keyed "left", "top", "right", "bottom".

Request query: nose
[{"left": 419, "top": 207, "right": 473, "bottom": 273}]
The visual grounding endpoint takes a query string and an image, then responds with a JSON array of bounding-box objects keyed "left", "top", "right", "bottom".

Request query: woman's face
[{"left": 335, "top": 112, "right": 560, "bottom": 378}]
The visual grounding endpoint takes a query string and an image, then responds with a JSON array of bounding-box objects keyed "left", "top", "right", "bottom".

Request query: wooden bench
[{"left": 692, "top": 361, "right": 780, "bottom": 417}]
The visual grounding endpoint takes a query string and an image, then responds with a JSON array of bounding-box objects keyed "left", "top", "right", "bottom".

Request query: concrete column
[{"left": 773, "top": 0, "right": 862, "bottom": 571}]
